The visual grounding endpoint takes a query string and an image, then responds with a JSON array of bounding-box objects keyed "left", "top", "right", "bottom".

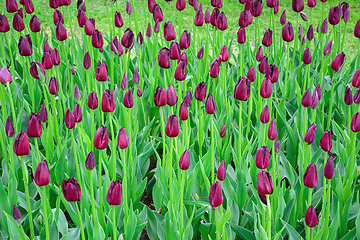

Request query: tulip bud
[
  {"left": 245, "top": 66, "right": 256, "bottom": 83},
  {"left": 158, "top": 47, "right": 171, "bottom": 69},
  {"left": 355, "top": 19, "right": 360, "bottom": 38},
  {"left": 174, "top": 60, "right": 187, "bottom": 81},
  {"left": 259, "top": 56, "right": 269, "bottom": 74},
  {"left": 210, "top": 8, "right": 219, "bottom": 27},
  {"left": 355, "top": 89, "right": 360, "bottom": 104},
  {"left": 303, "top": 164, "right": 318, "bottom": 188},
  {"left": 117, "top": 128, "right": 129, "bottom": 149},
  {"left": 18, "top": 34, "right": 33, "bottom": 56},
  {"left": 110, "top": 36, "right": 124, "bottom": 57},
  {"left": 251, "top": 0, "right": 262, "bottom": 17},
  {"left": 268, "top": 119, "right": 278, "bottom": 141},
  {"left": 166, "top": 84, "right": 178, "bottom": 107},
  {"left": 292, "top": 0, "right": 304, "bottom": 12},
  {"left": 77, "top": 10, "right": 87, "bottom": 28},
  {"left": 331, "top": 52, "right": 345, "bottom": 72},
  {"left": 39, "top": 103, "right": 48, "bottom": 123},
  {"left": 137, "top": 86, "right": 142, "bottom": 97},
  {"left": 256, "top": 46, "right": 263, "bottom": 62},
  {"left": 0, "top": 67, "right": 12, "bottom": 85},
  {"left": 0, "top": 14, "right": 11, "bottom": 33},
  {"left": 267, "top": 64, "right": 279, "bottom": 83},
  {"left": 209, "top": 181, "right": 223, "bottom": 208},
  {"left": 177, "top": 102, "right": 188, "bottom": 121},
  {"left": 274, "top": 140, "right": 281, "bottom": 153},
  {"left": 209, "top": 57, "right": 220, "bottom": 78},
  {"left": 86, "top": 91, "right": 98, "bottom": 110},
  {"left": 301, "top": 89, "right": 312, "bottom": 107},
  {"left": 260, "top": 78, "right": 272, "bottom": 98},
  {"left": 194, "top": 82, "right": 207, "bottom": 101},
  {"left": 5, "top": 116, "right": 15, "bottom": 138},
  {"left": 49, "top": 0, "right": 59, "bottom": 8},
  {"left": 29, "top": 15, "right": 41, "bottom": 32},
  {"left": 351, "top": 112, "right": 360, "bottom": 133},
  {"left": 304, "top": 123, "right": 317, "bottom": 145},
  {"left": 300, "top": 11, "right": 308, "bottom": 21},
  {"left": 310, "top": 91, "right": 319, "bottom": 109},
  {"left": 6, "top": 0, "right": 18, "bottom": 12},
  {"left": 126, "top": 0, "right": 133, "bottom": 15},
  {"left": 323, "top": 40, "right": 333, "bottom": 56},
  {"left": 73, "top": 83, "right": 81, "bottom": 99},
  {"left": 165, "top": 115, "right": 180, "bottom": 137},
  {"left": 303, "top": 47, "right": 312, "bottom": 65},
  {"left": 72, "top": 103, "right": 82, "bottom": 123},
  {"left": 217, "top": 124, "right": 226, "bottom": 138},
  {"left": 48, "top": 77, "right": 59, "bottom": 95},
  {"left": 178, "top": 53, "right": 188, "bottom": 65},
  {"left": 120, "top": 72, "right": 128, "bottom": 90},
  {"left": 65, "top": 109, "right": 75, "bottom": 129},
  {"left": 121, "top": 28, "right": 135, "bottom": 52},
  {"left": 205, "top": 94, "right": 216, "bottom": 115},
  {"left": 123, "top": 89, "right": 134, "bottom": 109},
  {"left": 34, "top": 160, "right": 50, "bottom": 187},
  {"left": 319, "top": 18, "right": 328, "bottom": 34},
  {"left": 84, "top": 18, "right": 95, "bottom": 36},
  {"left": 220, "top": 45, "right": 229, "bottom": 62},
  {"left": 257, "top": 171, "right": 274, "bottom": 195},
  {"left": 323, "top": 154, "right": 335, "bottom": 180},
  {"left": 344, "top": 85, "right": 353, "bottom": 105},
  {"left": 101, "top": 89, "right": 115, "bottom": 112},
  {"left": 351, "top": 68, "right": 360, "bottom": 88},
  {"left": 305, "top": 205, "right": 318, "bottom": 228},
  {"left": 195, "top": 9, "right": 204, "bottom": 26},
  {"left": 176, "top": 0, "right": 186, "bottom": 11},
  {"left": 62, "top": 177, "right": 81, "bottom": 202},
  {"left": 260, "top": 105, "right": 270, "bottom": 124},
  {"left": 153, "top": 4, "right": 163, "bottom": 22},
  {"left": 320, "top": 130, "right": 332, "bottom": 152},
  {"left": 82, "top": 52, "right": 91, "bottom": 70},
  {"left": 13, "top": 205, "right": 21, "bottom": 220},
  {"left": 164, "top": 22, "right": 176, "bottom": 41},
  {"left": 280, "top": 11, "right": 286, "bottom": 25},
  {"left": 42, "top": 52, "right": 53, "bottom": 70},
  {"left": 84, "top": 151, "right": 95, "bottom": 170},
  {"left": 148, "top": 0, "right": 156, "bottom": 13},
  {"left": 56, "top": 22, "right": 67, "bottom": 41},
  {"left": 154, "top": 87, "right": 167, "bottom": 107},
  {"left": 237, "top": 27, "right": 246, "bottom": 44},
  {"left": 30, "top": 61, "right": 45, "bottom": 80},
  {"left": 106, "top": 180, "right": 122, "bottom": 205},
  {"left": 262, "top": 29, "right": 273, "bottom": 47},
  {"left": 307, "top": 25, "right": 314, "bottom": 41},
  {"left": 27, "top": 112, "right": 42, "bottom": 138},
  {"left": 14, "top": 132, "right": 30, "bottom": 156},
  {"left": 298, "top": 24, "right": 304, "bottom": 39},
  {"left": 50, "top": 48, "right": 60, "bottom": 66},
  {"left": 256, "top": 146, "right": 270, "bottom": 169},
  {"left": 239, "top": 10, "right": 253, "bottom": 28},
  {"left": 169, "top": 42, "right": 181, "bottom": 60},
  {"left": 329, "top": 6, "right": 341, "bottom": 25},
  {"left": 94, "top": 125, "right": 109, "bottom": 150},
  {"left": 282, "top": 22, "right": 295, "bottom": 42},
  {"left": 146, "top": 23, "right": 152, "bottom": 37},
  {"left": 234, "top": 77, "right": 251, "bottom": 101},
  {"left": 53, "top": 10, "right": 64, "bottom": 25},
  {"left": 179, "top": 149, "right": 190, "bottom": 170},
  {"left": 95, "top": 61, "right": 108, "bottom": 81},
  {"left": 179, "top": 31, "right": 191, "bottom": 49},
  {"left": 92, "top": 30, "right": 103, "bottom": 49}
]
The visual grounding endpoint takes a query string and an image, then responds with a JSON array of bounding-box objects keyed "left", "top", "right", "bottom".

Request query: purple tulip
[
  {"left": 13, "top": 132, "right": 30, "bottom": 156},
  {"left": 303, "top": 164, "right": 318, "bottom": 188},
  {"left": 34, "top": 160, "right": 50, "bottom": 187},
  {"left": 179, "top": 149, "right": 190, "bottom": 170}
]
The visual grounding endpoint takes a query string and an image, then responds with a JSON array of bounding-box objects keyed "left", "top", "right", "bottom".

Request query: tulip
[
  {"left": 0, "top": 67, "right": 12, "bottom": 85},
  {"left": 302, "top": 89, "right": 312, "bottom": 107},
  {"left": 123, "top": 90, "right": 134, "bottom": 109},
  {"left": 30, "top": 62, "right": 45, "bottom": 80},
  {"left": 120, "top": 72, "right": 128, "bottom": 90},
  {"left": 5, "top": 117, "right": 15, "bottom": 138},
  {"left": 102, "top": 89, "right": 115, "bottom": 112},
  {"left": 256, "top": 46, "right": 263, "bottom": 62},
  {"left": 211, "top": 0, "right": 222, "bottom": 8},
  {"left": 27, "top": 113, "right": 42, "bottom": 138},
  {"left": 61, "top": 0, "right": 71, "bottom": 6},
  {"left": 219, "top": 124, "right": 226, "bottom": 138},
  {"left": 300, "top": 12, "right": 308, "bottom": 21},
  {"left": 320, "top": 18, "right": 328, "bottom": 34},
  {"left": 260, "top": 78, "right": 272, "bottom": 98},
  {"left": 307, "top": 25, "right": 314, "bottom": 41},
  {"left": 268, "top": 119, "right": 278, "bottom": 141},
  {"left": 310, "top": 91, "right": 319, "bottom": 109},
  {"left": 109, "top": 37, "right": 123, "bottom": 57},
  {"left": 82, "top": 52, "right": 91, "bottom": 70},
  {"left": 303, "top": 164, "right": 318, "bottom": 188},
  {"left": 320, "top": 130, "right": 332, "bottom": 152},
  {"left": 169, "top": 42, "right": 181, "bottom": 60},
  {"left": 48, "top": 77, "right": 59, "bottom": 95},
  {"left": 53, "top": 10, "right": 64, "bottom": 25},
  {"left": 153, "top": 4, "right": 163, "bottom": 22},
  {"left": 77, "top": 10, "right": 87, "bottom": 28},
  {"left": 298, "top": 24, "right": 304, "bottom": 39},
  {"left": 136, "top": 87, "right": 142, "bottom": 98},
  {"left": 88, "top": 91, "right": 99, "bottom": 110},
  {"left": 256, "top": 146, "right": 270, "bottom": 169},
  {"left": 351, "top": 69, "right": 360, "bottom": 89},
  {"left": 305, "top": 205, "right": 318, "bottom": 228},
  {"left": 258, "top": 192, "right": 267, "bottom": 205},
  {"left": 251, "top": 0, "right": 262, "bottom": 17},
  {"left": 234, "top": 77, "right": 251, "bottom": 101},
  {"left": 95, "top": 61, "right": 108, "bottom": 81},
  {"left": 247, "top": 66, "right": 256, "bottom": 82},
  {"left": 323, "top": 40, "right": 333, "bottom": 56},
  {"left": 106, "top": 180, "right": 122, "bottom": 205},
  {"left": 51, "top": 48, "right": 60, "bottom": 66},
  {"left": 77, "top": 0, "right": 86, "bottom": 11},
  {"left": 112, "top": 11, "right": 123, "bottom": 29},
  {"left": 56, "top": 22, "right": 67, "bottom": 41},
  {"left": 84, "top": 18, "right": 95, "bottom": 36},
  {"left": 331, "top": 52, "right": 345, "bottom": 72},
  {"left": 292, "top": 0, "right": 304, "bottom": 12},
  {"left": 351, "top": 113, "right": 360, "bottom": 132},
  {"left": 256, "top": 171, "right": 274, "bottom": 195},
  {"left": 6, "top": 0, "right": 18, "bottom": 12},
  {"left": 126, "top": 0, "right": 133, "bottom": 15},
  {"left": 158, "top": 47, "right": 171, "bottom": 69},
  {"left": 267, "top": 64, "right": 279, "bottom": 83},
  {"left": 237, "top": 27, "right": 246, "bottom": 44},
  {"left": 282, "top": 22, "right": 295, "bottom": 42},
  {"left": 148, "top": 0, "right": 156, "bottom": 13},
  {"left": 355, "top": 89, "right": 360, "bottom": 104},
  {"left": 260, "top": 105, "right": 270, "bottom": 124},
  {"left": 304, "top": 123, "right": 317, "bottom": 145},
  {"left": 266, "top": 0, "right": 275, "bottom": 8},
  {"left": 328, "top": 6, "right": 341, "bottom": 26},
  {"left": 94, "top": 125, "right": 109, "bottom": 150},
  {"left": 165, "top": 115, "right": 180, "bottom": 137},
  {"left": 85, "top": 151, "right": 95, "bottom": 170},
  {"left": 14, "top": 131, "right": 31, "bottom": 156},
  {"left": 49, "top": 0, "right": 59, "bottom": 8},
  {"left": 355, "top": 19, "right": 360, "bottom": 38},
  {"left": 275, "top": 140, "right": 281, "bottom": 153},
  {"left": 164, "top": 22, "right": 176, "bottom": 41},
  {"left": 215, "top": 160, "right": 226, "bottom": 181},
  {"left": 62, "top": 177, "right": 81, "bottom": 202},
  {"left": 209, "top": 58, "right": 220, "bottom": 78},
  {"left": 0, "top": 14, "right": 10, "bottom": 33},
  {"left": 137, "top": 32, "right": 144, "bottom": 45},
  {"left": 194, "top": 9, "right": 204, "bottom": 26},
  {"left": 18, "top": 34, "right": 33, "bottom": 56},
  {"left": 117, "top": 128, "right": 129, "bottom": 149},
  {"left": 34, "top": 160, "right": 50, "bottom": 187},
  {"left": 205, "top": 94, "right": 216, "bottom": 114},
  {"left": 154, "top": 87, "right": 167, "bottom": 107},
  {"left": 176, "top": 0, "right": 186, "bottom": 11},
  {"left": 259, "top": 56, "right": 269, "bottom": 74},
  {"left": 179, "top": 149, "right": 190, "bottom": 170},
  {"left": 308, "top": 0, "right": 316, "bottom": 7},
  {"left": 39, "top": 104, "right": 48, "bottom": 123},
  {"left": 217, "top": 11, "right": 228, "bottom": 31},
  {"left": 179, "top": 30, "right": 191, "bottom": 49},
  {"left": 344, "top": 85, "right": 353, "bottom": 105},
  {"left": 29, "top": 15, "right": 41, "bottom": 32},
  {"left": 121, "top": 28, "right": 135, "bottom": 52},
  {"left": 205, "top": 8, "right": 210, "bottom": 24},
  {"left": 72, "top": 104, "right": 82, "bottom": 123},
  {"left": 65, "top": 109, "right": 75, "bottom": 129},
  {"left": 303, "top": 47, "right": 312, "bottom": 65},
  {"left": 91, "top": 30, "right": 103, "bottom": 49},
  {"left": 262, "top": 29, "right": 273, "bottom": 47},
  {"left": 13, "top": 205, "right": 21, "bottom": 220},
  {"left": 220, "top": 46, "right": 229, "bottom": 62},
  {"left": 43, "top": 40, "right": 51, "bottom": 53},
  {"left": 323, "top": 154, "right": 335, "bottom": 180},
  {"left": 175, "top": 60, "right": 187, "bottom": 81},
  {"left": 42, "top": 52, "right": 53, "bottom": 70},
  {"left": 194, "top": 82, "right": 206, "bottom": 102},
  {"left": 209, "top": 181, "right": 223, "bottom": 208},
  {"left": 132, "top": 69, "right": 139, "bottom": 85},
  {"left": 210, "top": 8, "right": 219, "bottom": 27},
  {"left": 146, "top": 23, "right": 152, "bottom": 37},
  {"left": 179, "top": 102, "right": 189, "bottom": 121},
  {"left": 280, "top": 11, "right": 286, "bottom": 25},
  {"left": 239, "top": 10, "right": 253, "bottom": 28},
  {"left": 341, "top": 2, "right": 349, "bottom": 22}
]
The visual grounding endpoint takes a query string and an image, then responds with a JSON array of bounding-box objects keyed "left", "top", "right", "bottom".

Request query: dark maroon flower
[
  {"left": 217, "top": 160, "right": 226, "bottom": 181},
  {"left": 321, "top": 18, "right": 328, "bottom": 34},
  {"left": 65, "top": 109, "right": 75, "bottom": 129},
  {"left": 123, "top": 90, "right": 134, "bottom": 109},
  {"left": 251, "top": 0, "right": 262, "bottom": 17},
  {"left": 137, "top": 32, "right": 143, "bottom": 45},
  {"left": 92, "top": 30, "right": 103, "bottom": 49},
  {"left": 282, "top": 22, "right": 295, "bottom": 42},
  {"left": 329, "top": 6, "right": 341, "bottom": 25},
  {"left": 237, "top": 27, "right": 246, "bottom": 44},
  {"left": 146, "top": 23, "right": 152, "bottom": 37},
  {"left": 148, "top": 0, "right": 156, "bottom": 13},
  {"left": 183, "top": 90, "right": 192, "bottom": 107},
  {"left": 53, "top": 9, "right": 64, "bottom": 25},
  {"left": 179, "top": 149, "right": 190, "bottom": 170},
  {"left": 77, "top": 0, "right": 86, "bottom": 11},
  {"left": 308, "top": 0, "right": 316, "bottom": 7},
  {"left": 176, "top": 0, "right": 186, "bottom": 11},
  {"left": 121, "top": 28, "right": 135, "bottom": 52},
  {"left": 256, "top": 146, "right": 270, "bottom": 169},
  {"left": 117, "top": 128, "right": 129, "bottom": 149},
  {"left": 6, "top": 0, "right": 18, "bottom": 12},
  {"left": 205, "top": 94, "right": 216, "bottom": 115},
  {"left": 211, "top": 0, "right": 222, "bottom": 8},
  {"left": 56, "top": 22, "right": 67, "bottom": 41},
  {"left": 298, "top": 24, "right": 304, "bottom": 39},
  {"left": 219, "top": 124, "right": 226, "bottom": 138},
  {"left": 260, "top": 78, "right": 272, "bottom": 98},
  {"left": 292, "top": 0, "right": 304, "bottom": 12},
  {"left": 50, "top": 48, "right": 60, "bottom": 66},
  {"left": 30, "top": 61, "right": 45, "bottom": 80},
  {"left": 27, "top": 112, "right": 42, "bottom": 138},
  {"left": 169, "top": 42, "right": 181, "bottom": 60},
  {"left": 13, "top": 12, "right": 24, "bottom": 32},
  {"left": 195, "top": 82, "right": 206, "bottom": 101},
  {"left": 133, "top": 69, "right": 139, "bottom": 84},
  {"left": 106, "top": 180, "right": 122, "bottom": 205},
  {"left": 209, "top": 57, "right": 221, "bottom": 78},
  {"left": 302, "top": 89, "right": 312, "bottom": 107},
  {"left": 39, "top": 103, "right": 48, "bottom": 123},
  {"left": 120, "top": 72, "right": 128, "bottom": 89},
  {"left": 280, "top": 10, "right": 286, "bottom": 25},
  {"left": 260, "top": 105, "right": 270, "bottom": 124},
  {"left": 256, "top": 46, "right": 263, "bottom": 62},
  {"left": 110, "top": 36, "right": 124, "bottom": 56},
  {"left": 85, "top": 151, "right": 95, "bottom": 170},
  {"left": 234, "top": 77, "right": 251, "bottom": 101},
  {"left": 73, "top": 103, "right": 82, "bottom": 123},
  {"left": 62, "top": 177, "right": 81, "bottom": 202},
  {"left": 29, "top": 15, "right": 41, "bottom": 32},
  {"left": 0, "top": 14, "right": 10, "bottom": 33},
  {"left": 300, "top": 11, "right": 308, "bottom": 21},
  {"left": 239, "top": 10, "right": 253, "bottom": 28},
  {"left": 77, "top": 10, "right": 87, "bottom": 27},
  {"left": 352, "top": 68, "right": 360, "bottom": 88},
  {"left": 195, "top": 9, "right": 204, "bottom": 26},
  {"left": 175, "top": 60, "right": 187, "bottom": 81},
  {"left": 83, "top": 52, "right": 91, "bottom": 69},
  {"left": 153, "top": 4, "right": 163, "bottom": 22},
  {"left": 179, "top": 102, "right": 188, "bottom": 121},
  {"left": 154, "top": 19, "right": 160, "bottom": 33},
  {"left": 259, "top": 56, "right": 269, "bottom": 74},
  {"left": 331, "top": 52, "right": 345, "bottom": 72},
  {"left": 84, "top": 18, "right": 95, "bottom": 36},
  {"left": 165, "top": 115, "right": 180, "bottom": 137},
  {"left": 305, "top": 205, "right": 318, "bottom": 228},
  {"left": 324, "top": 155, "right": 335, "bottom": 180},
  {"left": 126, "top": 0, "right": 133, "bottom": 15},
  {"left": 5, "top": 117, "right": 15, "bottom": 138},
  {"left": 320, "top": 130, "right": 332, "bottom": 152},
  {"left": 164, "top": 22, "right": 176, "bottom": 41},
  {"left": 49, "top": 0, "right": 59, "bottom": 8},
  {"left": 247, "top": 66, "right": 256, "bottom": 82},
  {"left": 310, "top": 91, "right": 319, "bottom": 109},
  {"left": 307, "top": 25, "right": 314, "bottom": 41},
  {"left": 95, "top": 61, "right": 108, "bottom": 81},
  {"left": 42, "top": 52, "right": 53, "bottom": 70},
  {"left": 114, "top": 11, "right": 123, "bottom": 28},
  {"left": 220, "top": 45, "right": 229, "bottom": 62},
  {"left": 323, "top": 40, "right": 333, "bottom": 56},
  {"left": 355, "top": 19, "right": 360, "bottom": 38},
  {"left": 14, "top": 132, "right": 30, "bottom": 156},
  {"left": 102, "top": 89, "right": 115, "bottom": 112},
  {"left": 205, "top": 8, "right": 210, "bottom": 23},
  {"left": 351, "top": 112, "right": 360, "bottom": 133},
  {"left": 88, "top": 91, "right": 98, "bottom": 110},
  {"left": 262, "top": 29, "right": 273, "bottom": 47},
  {"left": 303, "top": 164, "right": 318, "bottom": 188},
  {"left": 267, "top": 64, "right": 279, "bottom": 83},
  {"left": 165, "top": 84, "right": 177, "bottom": 107},
  {"left": 179, "top": 30, "right": 191, "bottom": 49},
  {"left": 275, "top": 140, "right": 281, "bottom": 152},
  {"left": 344, "top": 85, "right": 353, "bottom": 105},
  {"left": 217, "top": 11, "right": 228, "bottom": 31},
  {"left": 154, "top": 87, "right": 167, "bottom": 107},
  {"left": 210, "top": 8, "right": 220, "bottom": 27},
  {"left": 268, "top": 119, "right": 278, "bottom": 141},
  {"left": 209, "top": 181, "right": 223, "bottom": 208},
  {"left": 256, "top": 171, "right": 274, "bottom": 195},
  {"left": 49, "top": 77, "right": 59, "bottom": 95},
  {"left": 94, "top": 125, "right": 109, "bottom": 150},
  {"left": 158, "top": 47, "right": 171, "bottom": 69},
  {"left": 266, "top": 0, "right": 275, "bottom": 8},
  {"left": 303, "top": 47, "right": 312, "bottom": 65},
  {"left": 304, "top": 123, "right": 317, "bottom": 144},
  {"left": 34, "top": 160, "right": 50, "bottom": 187},
  {"left": 13, "top": 205, "right": 21, "bottom": 220}
]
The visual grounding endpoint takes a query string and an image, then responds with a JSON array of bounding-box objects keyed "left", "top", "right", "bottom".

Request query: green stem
[
  {"left": 5, "top": 33, "right": 16, "bottom": 79},
  {"left": 306, "top": 188, "right": 313, "bottom": 239},
  {"left": 122, "top": 148, "right": 128, "bottom": 218},
  {"left": 75, "top": 201, "right": 86, "bottom": 240},
  {"left": 179, "top": 170, "right": 185, "bottom": 236},
  {"left": 168, "top": 138, "right": 174, "bottom": 216},
  {"left": 210, "top": 115, "right": 215, "bottom": 183},
  {"left": 88, "top": 170, "right": 96, "bottom": 226},
  {"left": 238, "top": 101, "right": 242, "bottom": 162},
  {"left": 215, "top": 208, "right": 220, "bottom": 240},
  {"left": 34, "top": 138, "right": 41, "bottom": 165},
  {"left": 109, "top": 113, "right": 116, "bottom": 179},
  {"left": 98, "top": 150, "right": 104, "bottom": 217},
  {"left": 127, "top": 108, "right": 133, "bottom": 176},
  {"left": 6, "top": 83, "right": 17, "bottom": 133},
  {"left": 160, "top": 107, "right": 166, "bottom": 171},
  {"left": 284, "top": 44, "right": 290, "bottom": 98},
  {"left": 323, "top": 179, "right": 331, "bottom": 238},
  {"left": 266, "top": 195, "right": 271, "bottom": 240},
  {"left": 112, "top": 206, "right": 117, "bottom": 240},
  {"left": 347, "top": 105, "right": 352, "bottom": 134},
  {"left": 326, "top": 77, "right": 335, "bottom": 129},
  {"left": 25, "top": 58, "right": 36, "bottom": 110},
  {"left": 71, "top": 130, "right": 82, "bottom": 188},
  {"left": 310, "top": 228, "right": 313, "bottom": 240},
  {"left": 293, "top": 14, "right": 299, "bottom": 65},
  {"left": 341, "top": 23, "right": 346, "bottom": 52},
  {"left": 62, "top": 41, "right": 71, "bottom": 94},
  {"left": 198, "top": 101, "right": 203, "bottom": 158},
  {"left": 41, "top": 187, "right": 50, "bottom": 240}
]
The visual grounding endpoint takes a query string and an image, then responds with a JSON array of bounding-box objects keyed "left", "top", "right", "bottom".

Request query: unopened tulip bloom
[
  {"left": 174, "top": 60, "right": 186, "bottom": 81},
  {"left": 355, "top": 19, "right": 360, "bottom": 38},
  {"left": 239, "top": 10, "right": 253, "bottom": 28},
  {"left": 344, "top": 85, "right": 353, "bottom": 105},
  {"left": 195, "top": 82, "right": 206, "bottom": 101},
  {"left": 260, "top": 105, "right": 270, "bottom": 124},
  {"left": 13, "top": 205, "right": 21, "bottom": 220},
  {"left": 113, "top": 11, "right": 123, "bottom": 28},
  {"left": 352, "top": 68, "right": 360, "bottom": 88},
  {"left": 110, "top": 36, "right": 124, "bottom": 56},
  {"left": 292, "top": 0, "right": 304, "bottom": 12},
  {"left": 219, "top": 124, "right": 226, "bottom": 138},
  {"left": 121, "top": 72, "right": 128, "bottom": 90},
  {"left": 234, "top": 77, "right": 251, "bottom": 101},
  {"left": 279, "top": 11, "right": 286, "bottom": 25},
  {"left": 205, "top": 8, "right": 210, "bottom": 23},
  {"left": 84, "top": 18, "right": 95, "bottom": 36},
  {"left": 0, "top": 67, "right": 12, "bottom": 85},
  {"left": 300, "top": 11, "right": 308, "bottom": 21},
  {"left": 102, "top": 89, "right": 115, "bottom": 112},
  {"left": 14, "top": 132, "right": 30, "bottom": 156},
  {"left": 137, "top": 32, "right": 144, "bottom": 45},
  {"left": 169, "top": 42, "right": 181, "bottom": 60},
  {"left": 267, "top": 64, "right": 279, "bottom": 83},
  {"left": 164, "top": 22, "right": 176, "bottom": 41},
  {"left": 178, "top": 53, "right": 188, "bottom": 65},
  {"left": 7, "top": 0, "right": 18, "bottom": 12},
  {"left": 282, "top": 22, "right": 294, "bottom": 42},
  {"left": 302, "top": 89, "right": 312, "bottom": 107},
  {"left": 158, "top": 47, "right": 171, "bottom": 69},
  {"left": 49, "top": 49, "right": 59, "bottom": 66},
  {"left": 323, "top": 40, "right": 333, "bottom": 56},
  {"left": 145, "top": 23, "right": 152, "bottom": 37},
  {"left": 351, "top": 113, "right": 360, "bottom": 132},
  {"left": 77, "top": 10, "right": 87, "bottom": 28},
  {"left": 39, "top": 104, "right": 48, "bottom": 123},
  {"left": 260, "top": 78, "right": 272, "bottom": 98},
  {"left": 304, "top": 123, "right": 316, "bottom": 144},
  {"left": 256, "top": 146, "right": 270, "bottom": 169},
  {"left": 194, "top": 9, "right": 204, "bottom": 26},
  {"left": 106, "top": 180, "right": 122, "bottom": 205},
  {"left": 179, "top": 149, "right": 190, "bottom": 170},
  {"left": 85, "top": 151, "right": 95, "bottom": 170},
  {"left": 165, "top": 115, "right": 180, "bottom": 137},
  {"left": 136, "top": 86, "right": 142, "bottom": 97},
  {"left": 95, "top": 61, "right": 108, "bottom": 81},
  {"left": 176, "top": 0, "right": 186, "bottom": 11},
  {"left": 49, "top": 0, "right": 59, "bottom": 8},
  {"left": 132, "top": 69, "right": 139, "bottom": 84},
  {"left": 148, "top": 0, "right": 156, "bottom": 13},
  {"left": 65, "top": 109, "right": 75, "bottom": 129},
  {"left": 122, "top": 90, "right": 133, "bottom": 109},
  {"left": 209, "top": 57, "right": 221, "bottom": 78},
  {"left": 154, "top": 87, "right": 167, "bottom": 107},
  {"left": 256, "top": 46, "right": 263, "bottom": 62},
  {"left": 27, "top": 113, "right": 42, "bottom": 138},
  {"left": 179, "top": 102, "right": 188, "bottom": 121},
  {"left": 331, "top": 52, "right": 345, "bottom": 71},
  {"left": 307, "top": 25, "right": 313, "bottom": 41},
  {"left": 62, "top": 177, "right": 81, "bottom": 202},
  {"left": 237, "top": 27, "right": 246, "bottom": 44},
  {"left": 179, "top": 31, "right": 191, "bottom": 49},
  {"left": 262, "top": 29, "right": 273, "bottom": 47},
  {"left": 30, "top": 62, "right": 45, "bottom": 80},
  {"left": 82, "top": 52, "right": 91, "bottom": 70},
  {"left": 6, "top": 117, "right": 15, "bottom": 138},
  {"left": 29, "top": 15, "right": 41, "bottom": 32},
  {"left": 210, "top": 8, "right": 219, "bottom": 27},
  {"left": 308, "top": 0, "right": 316, "bottom": 7},
  {"left": 72, "top": 103, "right": 82, "bottom": 123},
  {"left": 92, "top": 30, "right": 103, "bottom": 49},
  {"left": 305, "top": 205, "right": 318, "bottom": 228},
  {"left": 205, "top": 94, "right": 216, "bottom": 114},
  {"left": 329, "top": 6, "right": 341, "bottom": 25},
  {"left": 251, "top": 0, "right": 262, "bottom": 17},
  {"left": 268, "top": 119, "right": 278, "bottom": 141},
  {"left": 211, "top": 0, "right": 222, "bottom": 8},
  {"left": 275, "top": 140, "right": 281, "bottom": 152},
  {"left": 88, "top": 91, "right": 98, "bottom": 110},
  {"left": 48, "top": 77, "right": 59, "bottom": 95},
  {"left": 217, "top": 160, "right": 226, "bottom": 181},
  {"left": 324, "top": 155, "right": 335, "bottom": 180},
  {"left": 320, "top": 18, "right": 328, "bottom": 34},
  {"left": 259, "top": 56, "right": 269, "bottom": 74},
  {"left": 303, "top": 47, "right": 312, "bottom": 64},
  {"left": 310, "top": 91, "right": 319, "bottom": 109},
  {"left": 183, "top": 90, "right": 192, "bottom": 107},
  {"left": 121, "top": 28, "right": 135, "bottom": 52},
  {"left": 220, "top": 46, "right": 229, "bottom": 62},
  {"left": 257, "top": 171, "right": 274, "bottom": 195},
  {"left": 209, "top": 181, "right": 223, "bottom": 208},
  {"left": 35, "top": 160, "right": 50, "bottom": 186},
  {"left": 77, "top": 0, "right": 86, "bottom": 11},
  {"left": 126, "top": 0, "right": 133, "bottom": 15},
  {"left": 320, "top": 130, "right": 332, "bottom": 151},
  {"left": 0, "top": 14, "right": 10, "bottom": 33},
  {"left": 42, "top": 52, "right": 53, "bottom": 70},
  {"left": 303, "top": 164, "right": 318, "bottom": 188},
  {"left": 117, "top": 128, "right": 129, "bottom": 149},
  {"left": 18, "top": 35, "right": 32, "bottom": 56},
  {"left": 53, "top": 10, "right": 64, "bottom": 25},
  {"left": 94, "top": 125, "right": 109, "bottom": 150},
  {"left": 153, "top": 4, "right": 163, "bottom": 22},
  {"left": 55, "top": 22, "right": 67, "bottom": 41}
]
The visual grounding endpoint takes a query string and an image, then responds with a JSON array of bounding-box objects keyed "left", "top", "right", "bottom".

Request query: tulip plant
[{"left": 1, "top": 0, "right": 360, "bottom": 239}]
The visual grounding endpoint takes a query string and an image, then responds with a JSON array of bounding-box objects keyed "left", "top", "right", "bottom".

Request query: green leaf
[
  {"left": 280, "top": 219, "right": 303, "bottom": 240},
  {"left": 6, "top": 212, "right": 29, "bottom": 240},
  {"left": 229, "top": 222, "right": 255, "bottom": 240}
]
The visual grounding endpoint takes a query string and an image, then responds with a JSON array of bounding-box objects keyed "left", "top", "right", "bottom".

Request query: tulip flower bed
[{"left": 1, "top": 0, "right": 360, "bottom": 239}]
